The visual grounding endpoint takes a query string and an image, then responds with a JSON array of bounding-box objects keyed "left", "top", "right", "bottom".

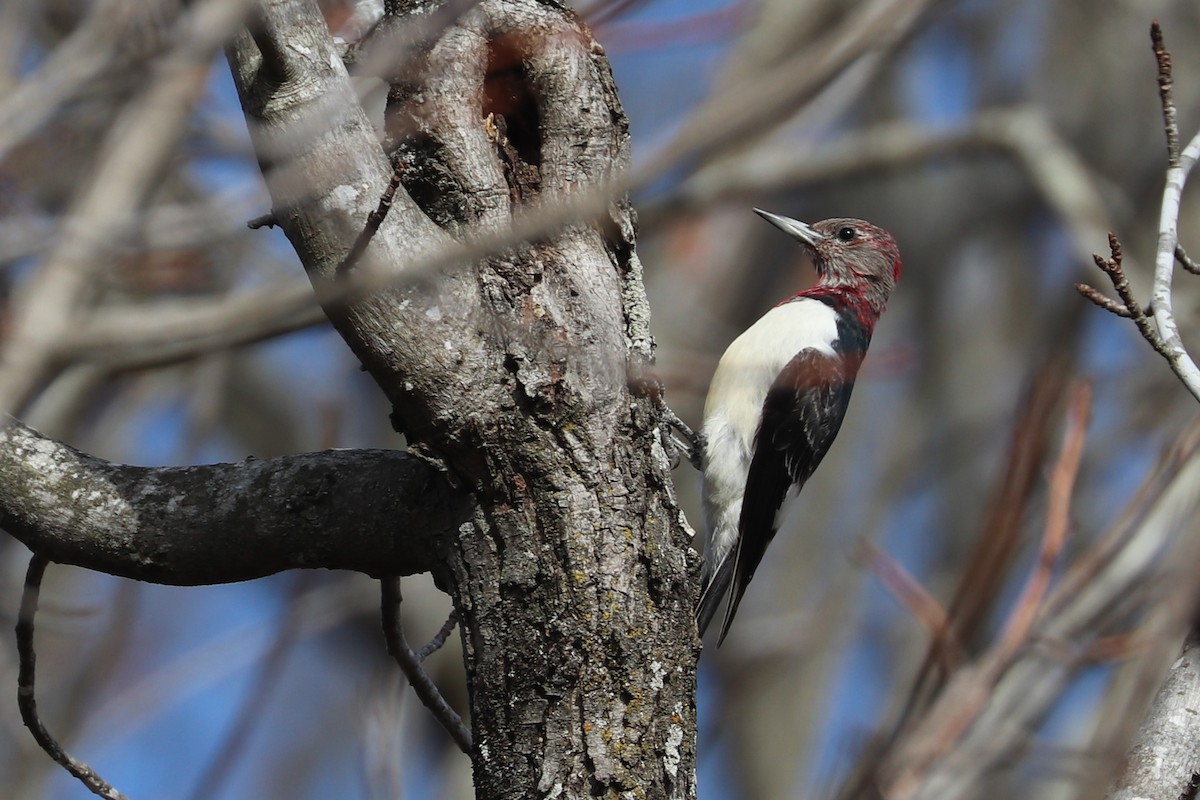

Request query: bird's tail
[{"left": 695, "top": 553, "right": 734, "bottom": 641}]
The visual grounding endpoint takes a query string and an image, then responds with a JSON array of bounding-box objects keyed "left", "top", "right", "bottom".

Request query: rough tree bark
[{"left": 227, "top": 2, "right": 698, "bottom": 794}]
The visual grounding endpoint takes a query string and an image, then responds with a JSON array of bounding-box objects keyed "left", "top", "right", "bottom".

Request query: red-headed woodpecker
[{"left": 696, "top": 209, "right": 902, "bottom": 644}]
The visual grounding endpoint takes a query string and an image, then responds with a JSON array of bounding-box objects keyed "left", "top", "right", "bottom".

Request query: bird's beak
[{"left": 753, "top": 208, "right": 821, "bottom": 247}]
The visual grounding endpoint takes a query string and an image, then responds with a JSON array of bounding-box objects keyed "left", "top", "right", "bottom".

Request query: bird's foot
[
  {"left": 625, "top": 357, "right": 703, "bottom": 470},
  {"left": 660, "top": 405, "right": 703, "bottom": 471}
]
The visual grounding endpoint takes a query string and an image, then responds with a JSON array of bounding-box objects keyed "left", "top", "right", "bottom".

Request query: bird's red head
[{"left": 755, "top": 209, "right": 902, "bottom": 323}]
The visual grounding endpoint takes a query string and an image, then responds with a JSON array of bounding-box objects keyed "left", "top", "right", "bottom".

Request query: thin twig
[
  {"left": 336, "top": 156, "right": 405, "bottom": 278},
  {"left": 380, "top": 577, "right": 472, "bottom": 754},
  {"left": 1152, "top": 21, "right": 1180, "bottom": 167},
  {"left": 1177, "top": 244, "right": 1200, "bottom": 275},
  {"left": 996, "top": 382, "right": 1091, "bottom": 659},
  {"left": 1076, "top": 283, "right": 1133, "bottom": 318},
  {"left": 415, "top": 609, "right": 459, "bottom": 662},
  {"left": 856, "top": 540, "right": 964, "bottom": 671},
  {"left": 1079, "top": 233, "right": 1173, "bottom": 359},
  {"left": 16, "top": 555, "right": 130, "bottom": 800},
  {"left": 1094, "top": 236, "right": 1144, "bottom": 324}
]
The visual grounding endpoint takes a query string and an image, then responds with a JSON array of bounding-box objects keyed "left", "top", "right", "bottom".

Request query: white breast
[{"left": 700, "top": 298, "right": 839, "bottom": 569}]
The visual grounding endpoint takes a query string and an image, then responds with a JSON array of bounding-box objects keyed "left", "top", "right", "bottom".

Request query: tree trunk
[{"left": 228, "top": 0, "right": 699, "bottom": 796}]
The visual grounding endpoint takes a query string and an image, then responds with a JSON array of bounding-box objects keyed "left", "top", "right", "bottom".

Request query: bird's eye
[{"left": 837, "top": 226, "right": 857, "bottom": 242}]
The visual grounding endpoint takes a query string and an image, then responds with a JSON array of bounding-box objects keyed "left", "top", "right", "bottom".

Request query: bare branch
[
  {"left": 0, "top": 416, "right": 471, "bottom": 584},
  {"left": 655, "top": 107, "right": 1118, "bottom": 279},
  {"left": 1138, "top": 23, "right": 1200, "bottom": 402},
  {"left": 635, "top": 0, "right": 935, "bottom": 182},
  {"left": 1089, "top": 235, "right": 1148, "bottom": 328},
  {"left": 17, "top": 555, "right": 130, "bottom": 800},
  {"left": 882, "top": 421, "right": 1200, "bottom": 800},
  {"left": 877, "top": 358, "right": 1072, "bottom": 757},
  {"left": 1149, "top": 126, "right": 1200, "bottom": 399},
  {"left": 57, "top": 290, "right": 326, "bottom": 371},
  {"left": 380, "top": 577, "right": 473, "bottom": 754}
]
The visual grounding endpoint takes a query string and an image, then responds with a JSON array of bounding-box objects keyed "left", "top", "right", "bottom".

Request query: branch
[
  {"left": 1149, "top": 123, "right": 1200, "bottom": 397},
  {"left": 1145, "top": 22, "right": 1200, "bottom": 402},
  {"left": 856, "top": 540, "right": 963, "bottom": 671},
  {"left": 1077, "top": 233, "right": 1178, "bottom": 365},
  {"left": 336, "top": 154, "right": 406, "bottom": 278},
  {"left": 17, "top": 555, "right": 130, "bottom": 800},
  {"left": 1078, "top": 25, "right": 1200, "bottom": 403},
  {"left": 380, "top": 577, "right": 473, "bottom": 754},
  {"left": 657, "top": 107, "right": 1115, "bottom": 273},
  {"left": 0, "top": 416, "right": 471, "bottom": 584}
]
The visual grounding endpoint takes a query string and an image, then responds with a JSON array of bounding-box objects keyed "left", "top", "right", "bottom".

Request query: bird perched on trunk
[{"left": 696, "top": 209, "right": 902, "bottom": 644}]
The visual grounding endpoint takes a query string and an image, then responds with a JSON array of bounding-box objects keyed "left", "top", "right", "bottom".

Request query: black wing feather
[
  {"left": 695, "top": 553, "right": 734, "bottom": 638},
  {"left": 714, "top": 348, "right": 856, "bottom": 644}
]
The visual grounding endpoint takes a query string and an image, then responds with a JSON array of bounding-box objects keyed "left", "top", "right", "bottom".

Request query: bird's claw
[{"left": 660, "top": 405, "right": 703, "bottom": 470}]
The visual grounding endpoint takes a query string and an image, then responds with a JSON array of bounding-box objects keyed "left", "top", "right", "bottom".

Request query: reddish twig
[
  {"left": 856, "top": 540, "right": 964, "bottom": 671},
  {"left": 16, "top": 555, "right": 130, "bottom": 800},
  {"left": 1084, "top": 632, "right": 1156, "bottom": 663},
  {"left": 997, "top": 382, "right": 1091, "bottom": 658}
]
